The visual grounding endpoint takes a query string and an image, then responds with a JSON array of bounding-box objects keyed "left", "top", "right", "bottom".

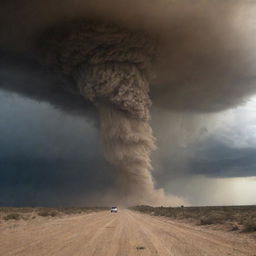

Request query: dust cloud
[{"left": 38, "top": 21, "right": 171, "bottom": 205}]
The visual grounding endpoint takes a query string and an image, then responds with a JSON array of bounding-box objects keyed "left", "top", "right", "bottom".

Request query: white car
[{"left": 111, "top": 206, "right": 118, "bottom": 213}]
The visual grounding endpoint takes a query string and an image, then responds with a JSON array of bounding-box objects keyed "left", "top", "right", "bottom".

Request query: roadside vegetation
[
  {"left": 0, "top": 207, "right": 108, "bottom": 222},
  {"left": 131, "top": 205, "right": 256, "bottom": 233}
]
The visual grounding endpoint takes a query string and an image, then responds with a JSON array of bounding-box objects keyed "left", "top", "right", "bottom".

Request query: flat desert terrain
[{"left": 0, "top": 209, "right": 256, "bottom": 256}]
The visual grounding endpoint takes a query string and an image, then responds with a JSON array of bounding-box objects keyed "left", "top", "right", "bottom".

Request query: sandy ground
[{"left": 0, "top": 209, "right": 256, "bottom": 256}]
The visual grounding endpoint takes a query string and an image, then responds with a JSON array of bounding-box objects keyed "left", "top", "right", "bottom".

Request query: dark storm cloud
[
  {"left": 0, "top": 156, "right": 114, "bottom": 206},
  {"left": 1, "top": 0, "right": 256, "bottom": 114},
  {"left": 190, "top": 139, "right": 256, "bottom": 178},
  {"left": 0, "top": 91, "right": 115, "bottom": 206},
  {"left": 153, "top": 137, "right": 256, "bottom": 188},
  {"left": 0, "top": 51, "right": 95, "bottom": 118}
]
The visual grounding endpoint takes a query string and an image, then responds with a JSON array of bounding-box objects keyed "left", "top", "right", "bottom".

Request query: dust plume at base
[{"left": 97, "top": 102, "right": 170, "bottom": 205}]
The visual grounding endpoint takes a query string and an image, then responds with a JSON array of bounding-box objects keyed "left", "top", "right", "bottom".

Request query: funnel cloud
[
  {"left": 1, "top": 0, "right": 256, "bottom": 206},
  {"left": 38, "top": 21, "right": 167, "bottom": 205}
]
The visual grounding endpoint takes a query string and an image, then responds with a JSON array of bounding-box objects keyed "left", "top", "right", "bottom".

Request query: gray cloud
[
  {"left": 153, "top": 136, "right": 256, "bottom": 185},
  {"left": 0, "top": 156, "right": 114, "bottom": 206},
  {"left": 1, "top": 89, "right": 256, "bottom": 206},
  {"left": 1, "top": 1, "right": 256, "bottom": 114},
  {"left": 0, "top": 51, "right": 95, "bottom": 118},
  {"left": 190, "top": 139, "right": 256, "bottom": 178},
  {"left": 0, "top": 90, "right": 115, "bottom": 206}
]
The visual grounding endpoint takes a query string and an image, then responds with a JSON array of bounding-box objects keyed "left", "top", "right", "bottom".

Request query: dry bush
[
  {"left": 37, "top": 209, "right": 60, "bottom": 217},
  {"left": 242, "top": 217, "right": 256, "bottom": 232},
  {"left": 131, "top": 205, "right": 256, "bottom": 232},
  {"left": 34, "top": 206, "right": 108, "bottom": 217},
  {"left": 0, "top": 206, "right": 108, "bottom": 222},
  {"left": 200, "top": 214, "right": 225, "bottom": 225},
  {"left": 3, "top": 213, "right": 21, "bottom": 221},
  {"left": 56, "top": 207, "right": 108, "bottom": 215}
]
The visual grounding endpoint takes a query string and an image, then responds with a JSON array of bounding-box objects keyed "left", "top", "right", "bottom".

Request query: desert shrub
[
  {"left": 49, "top": 210, "right": 58, "bottom": 217},
  {"left": 37, "top": 211, "right": 49, "bottom": 217},
  {"left": 0, "top": 207, "right": 107, "bottom": 221},
  {"left": 3, "top": 213, "right": 21, "bottom": 221},
  {"left": 38, "top": 210, "right": 59, "bottom": 217},
  {"left": 230, "top": 224, "right": 239, "bottom": 231},
  {"left": 131, "top": 205, "right": 256, "bottom": 232},
  {"left": 243, "top": 218, "right": 256, "bottom": 232},
  {"left": 199, "top": 214, "right": 225, "bottom": 225}
]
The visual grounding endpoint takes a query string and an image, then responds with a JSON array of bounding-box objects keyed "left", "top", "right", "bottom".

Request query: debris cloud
[{"left": 39, "top": 21, "right": 168, "bottom": 205}]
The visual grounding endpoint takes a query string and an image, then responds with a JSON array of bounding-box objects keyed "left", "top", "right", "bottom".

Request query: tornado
[{"left": 40, "top": 21, "right": 166, "bottom": 205}]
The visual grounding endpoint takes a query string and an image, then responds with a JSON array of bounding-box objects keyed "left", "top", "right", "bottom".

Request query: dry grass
[
  {"left": 243, "top": 217, "right": 256, "bottom": 232},
  {"left": 3, "top": 213, "right": 22, "bottom": 221},
  {"left": 131, "top": 205, "right": 256, "bottom": 233},
  {"left": 0, "top": 207, "right": 108, "bottom": 221}
]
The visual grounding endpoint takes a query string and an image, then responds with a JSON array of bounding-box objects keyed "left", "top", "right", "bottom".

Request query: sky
[
  {"left": 1, "top": 0, "right": 256, "bottom": 207},
  {"left": 0, "top": 89, "right": 115, "bottom": 206},
  {"left": 0, "top": 87, "right": 256, "bottom": 206},
  {"left": 153, "top": 97, "right": 256, "bottom": 205}
]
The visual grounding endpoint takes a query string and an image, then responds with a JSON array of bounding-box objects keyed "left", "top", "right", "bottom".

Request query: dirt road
[{"left": 0, "top": 209, "right": 255, "bottom": 256}]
